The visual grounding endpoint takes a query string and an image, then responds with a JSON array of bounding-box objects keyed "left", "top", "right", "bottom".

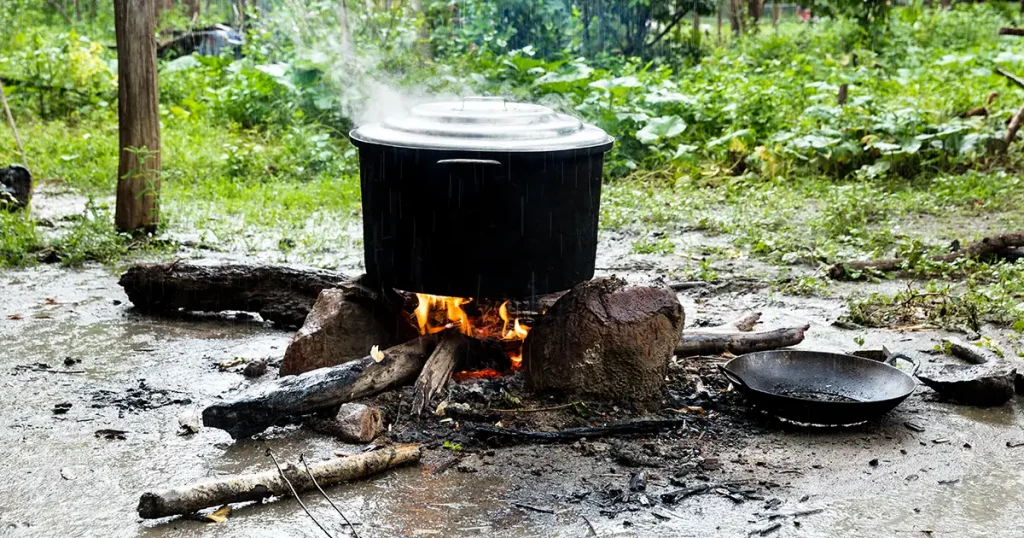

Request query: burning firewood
[
  {"left": 136, "top": 445, "right": 420, "bottom": 519},
  {"left": 411, "top": 330, "right": 465, "bottom": 415},
  {"left": 202, "top": 335, "right": 439, "bottom": 439}
]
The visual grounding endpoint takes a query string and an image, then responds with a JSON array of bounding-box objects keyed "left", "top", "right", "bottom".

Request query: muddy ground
[{"left": 3, "top": 225, "right": 1024, "bottom": 537}]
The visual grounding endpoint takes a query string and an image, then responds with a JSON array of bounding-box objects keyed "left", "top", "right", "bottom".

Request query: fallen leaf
[
  {"left": 370, "top": 345, "right": 385, "bottom": 363},
  {"left": 44, "top": 297, "right": 59, "bottom": 305},
  {"left": 203, "top": 505, "right": 232, "bottom": 523},
  {"left": 7, "top": 314, "right": 22, "bottom": 320},
  {"left": 217, "top": 357, "right": 245, "bottom": 371}
]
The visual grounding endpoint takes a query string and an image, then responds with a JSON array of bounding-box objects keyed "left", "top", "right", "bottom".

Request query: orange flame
[{"left": 412, "top": 294, "right": 530, "bottom": 369}]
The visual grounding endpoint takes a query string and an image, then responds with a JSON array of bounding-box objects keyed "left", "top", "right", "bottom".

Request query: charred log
[
  {"left": 469, "top": 418, "right": 690, "bottom": 445},
  {"left": 137, "top": 445, "right": 420, "bottom": 519},
  {"left": 203, "top": 335, "right": 438, "bottom": 439},
  {"left": 118, "top": 262, "right": 346, "bottom": 328}
]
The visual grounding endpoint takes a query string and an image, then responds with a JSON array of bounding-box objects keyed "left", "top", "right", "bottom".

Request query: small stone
[
  {"left": 52, "top": 402, "right": 72, "bottom": 415},
  {"left": 242, "top": 359, "right": 267, "bottom": 378},
  {"left": 868, "top": 459, "right": 879, "bottom": 467}
]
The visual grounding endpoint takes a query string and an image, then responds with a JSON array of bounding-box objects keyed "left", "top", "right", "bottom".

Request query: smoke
[{"left": 275, "top": 0, "right": 470, "bottom": 127}]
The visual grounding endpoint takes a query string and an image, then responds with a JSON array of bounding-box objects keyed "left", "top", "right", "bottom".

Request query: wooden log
[
  {"left": 118, "top": 262, "right": 347, "bottom": 328},
  {"left": 203, "top": 335, "right": 438, "bottom": 439},
  {"left": 411, "top": 331, "right": 464, "bottom": 415},
  {"left": 828, "top": 233, "right": 1024, "bottom": 280},
  {"left": 999, "top": 28, "right": 1024, "bottom": 36},
  {"left": 470, "top": 418, "right": 689, "bottom": 445},
  {"left": 1006, "top": 102, "right": 1024, "bottom": 146},
  {"left": 959, "top": 106, "right": 988, "bottom": 118},
  {"left": 280, "top": 276, "right": 416, "bottom": 375},
  {"left": 675, "top": 325, "right": 809, "bottom": 357},
  {"left": 306, "top": 402, "right": 384, "bottom": 443},
  {"left": 137, "top": 444, "right": 420, "bottom": 519}
]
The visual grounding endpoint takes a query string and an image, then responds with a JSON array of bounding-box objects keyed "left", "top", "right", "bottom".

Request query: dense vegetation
[{"left": 1, "top": 0, "right": 1024, "bottom": 334}]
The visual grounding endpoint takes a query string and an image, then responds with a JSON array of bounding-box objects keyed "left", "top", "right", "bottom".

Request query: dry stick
[
  {"left": 267, "top": 449, "right": 334, "bottom": 538},
  {"left": 300, "top": 455, "right": 359, "bottom": 538},
  {"left": 828, "top": 232, "right": 1024, "bottom": 280},
  {"left": 0, "top": 79, "right": 26, "bottom": 166},
  {"left": 676, "top": 325, "right": 809, "bottom": 357},
  {"left": 996, "top": 66, "right": 1024, "bottom": 89}
]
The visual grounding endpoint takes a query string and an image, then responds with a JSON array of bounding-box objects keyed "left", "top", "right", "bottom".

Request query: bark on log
[
  {"left": 411, "top": 331, "right": 464, "bottom": 416},
  {"left": 137, "top": 445, "right": 420, "bottom": 519},
  {"left": 305, "top": 402, "right": 384, "bottom": 443},
  {"left": 203, "top": 336, "right": 438, "bottom": 439},
  {"left": 280, "top": 276, "right": 417, "bottom": 376},
  {"left": 675, "top": 325, "right": 809, "bottom": 357},
  {"left": 118, "top": 262, "right": 347, "bottom": 328},
  {"left": 828, "top": 233, "right": 1024, "bottom": 280},
  {"left": 523, "top": 278, "right": 685, "bottom": 404}
]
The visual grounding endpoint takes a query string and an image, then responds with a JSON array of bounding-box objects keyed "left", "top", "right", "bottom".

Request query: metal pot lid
[{"left": 350, "top": 96, "right": 613, "bottom": 152}]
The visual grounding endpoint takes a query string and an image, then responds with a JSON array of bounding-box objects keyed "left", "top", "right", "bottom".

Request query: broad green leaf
[{"left": 636, "top": 116, "right": 686, "bottom": 145}]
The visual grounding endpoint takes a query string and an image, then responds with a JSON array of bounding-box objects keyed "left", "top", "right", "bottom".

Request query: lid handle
[{"left": 460, "top": 96, "right": 508, "bottom": 111}]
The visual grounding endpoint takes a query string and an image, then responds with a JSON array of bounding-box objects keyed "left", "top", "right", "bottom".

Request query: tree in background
[
  {"left": 576, "top": 0, "right": 716, "bottom": 57},
  {"left": 113, "top": 0, "right": 161, "bottom": 233}
]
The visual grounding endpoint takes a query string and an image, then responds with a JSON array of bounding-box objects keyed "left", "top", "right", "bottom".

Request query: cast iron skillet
[{"left": 718, "top": 350, "right": 918, "bottom": 425}]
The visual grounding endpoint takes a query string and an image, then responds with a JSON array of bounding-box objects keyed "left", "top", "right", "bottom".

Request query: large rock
[
  {"left": 280, "top": 276, "right": 417, "bottom": 376},
  {"left": 918, "top": 362, "right": 1017, "bottom": 407},
  {"left": 523, "top": 277, "right": 685, "bottom": 404}
]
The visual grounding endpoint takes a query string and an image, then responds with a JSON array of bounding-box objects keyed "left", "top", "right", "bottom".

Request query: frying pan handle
[
  {"left": 717, "top": 365, "right": 750, "bottom": 390},
  {"left": 436, "top": 159, "right": 503, "bottom": 166},
  {"left": 883, "top": 351, "right": 921, "bottom": 376}
]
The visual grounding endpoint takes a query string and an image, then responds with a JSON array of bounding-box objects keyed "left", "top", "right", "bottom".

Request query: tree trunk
[
  {"left": 337, "top": 0, "right": 353, "bottom": 59},
  {"left": 411, "top": 0, "right": 432, "bottom": 60},
  {"left": 717, "top": 1, "right": 723, "bottom": 43},
  {"left": 771, "top": 1, "right": 780, "bottom": 28},
  {"left": 729, "top": 0, "right": 743, "bottom": 35},
  {"left": 114, "top": 0, "right": 161, "bottom": 233}
]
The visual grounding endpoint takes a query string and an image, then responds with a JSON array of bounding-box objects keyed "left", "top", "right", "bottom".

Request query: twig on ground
[
  {"left": 300, "top": 454, "right": 359, "bottom": 538},
  {"left": 267, "top": 449, "right": 334, "bottom": 538},
  {"left": 511, "top": 502, "right": 555, "bottom": 514}
]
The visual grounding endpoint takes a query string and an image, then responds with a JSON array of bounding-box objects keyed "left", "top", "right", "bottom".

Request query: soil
[{"left": 2, "top": 229, "right": 1024, "bottom": 537}]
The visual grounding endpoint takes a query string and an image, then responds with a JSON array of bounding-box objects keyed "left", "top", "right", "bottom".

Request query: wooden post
[{"left": 114, "top": 0, "right": 161, "bottom": 233}]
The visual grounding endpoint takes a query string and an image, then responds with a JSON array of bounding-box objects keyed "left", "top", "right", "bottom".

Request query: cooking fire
[{"left": 411, "top": 293, "right": 531, "bottom": 369}]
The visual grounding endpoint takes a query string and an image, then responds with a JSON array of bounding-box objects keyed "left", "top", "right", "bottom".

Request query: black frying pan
[{"left": 718, "top": 350, "right": 918, "bottom": 425}]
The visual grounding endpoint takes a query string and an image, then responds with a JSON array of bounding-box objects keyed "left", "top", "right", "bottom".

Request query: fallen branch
[
  {"left": 469, "top": 418, "right": 689, "bottom": 445},
  {"left": 203, "top": 335, "right": 439, "bottom": 439},
  {"left": 675, "top": 325, "right": 809, "bottom": 357},
  {"left": 119, "top": 262, "right": 347, "bottom": 328},
  {"left": 943, "top": 337, "right": 998, "bottom": 365},
  {"left": 999, "top": 28, "right": 1024, "bottom": 36},
  {"left": 137, "top": 445, "right": 420, "bottom": 519},
  {"left": 828, "top": 233, "right": 1024, "bottom": 280},
  {"left": 997, "top": 67, "right": 1024, "bottom": 89}
]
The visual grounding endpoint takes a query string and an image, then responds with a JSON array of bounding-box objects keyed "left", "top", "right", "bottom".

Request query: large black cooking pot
[{"left": 350, "top": 97, "right": 614, "bottom": 299}]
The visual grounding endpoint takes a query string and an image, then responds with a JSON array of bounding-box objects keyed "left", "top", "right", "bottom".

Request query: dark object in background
[
  {"left": 350, "top": 97, "right": 613, "bottom": 299},
  {"left": 719, "top": 350, "right": 918, "bottom": 425},
  {"left": 0, "top": 164, "right": 31, "bottom": 210},
  {"left": 157, "top": 24, "right": 244, "bottom": 59}
]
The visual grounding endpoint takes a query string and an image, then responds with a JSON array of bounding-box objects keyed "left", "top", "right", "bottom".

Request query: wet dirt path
[{"left": 2, "top": 264, "right": 1023, "bottom": 537}]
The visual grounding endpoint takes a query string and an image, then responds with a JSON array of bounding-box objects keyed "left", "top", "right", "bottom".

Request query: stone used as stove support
[{"left": 522, "top": 277, "right": 685, "bottom": 404}]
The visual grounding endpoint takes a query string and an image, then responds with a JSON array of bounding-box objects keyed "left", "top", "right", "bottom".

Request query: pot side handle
[
  {"left": 717, "top": 364, "right": 750, "bottom": 390},
  {"left": 436, "top": 159, "right": 503, "bottom": 166}
]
